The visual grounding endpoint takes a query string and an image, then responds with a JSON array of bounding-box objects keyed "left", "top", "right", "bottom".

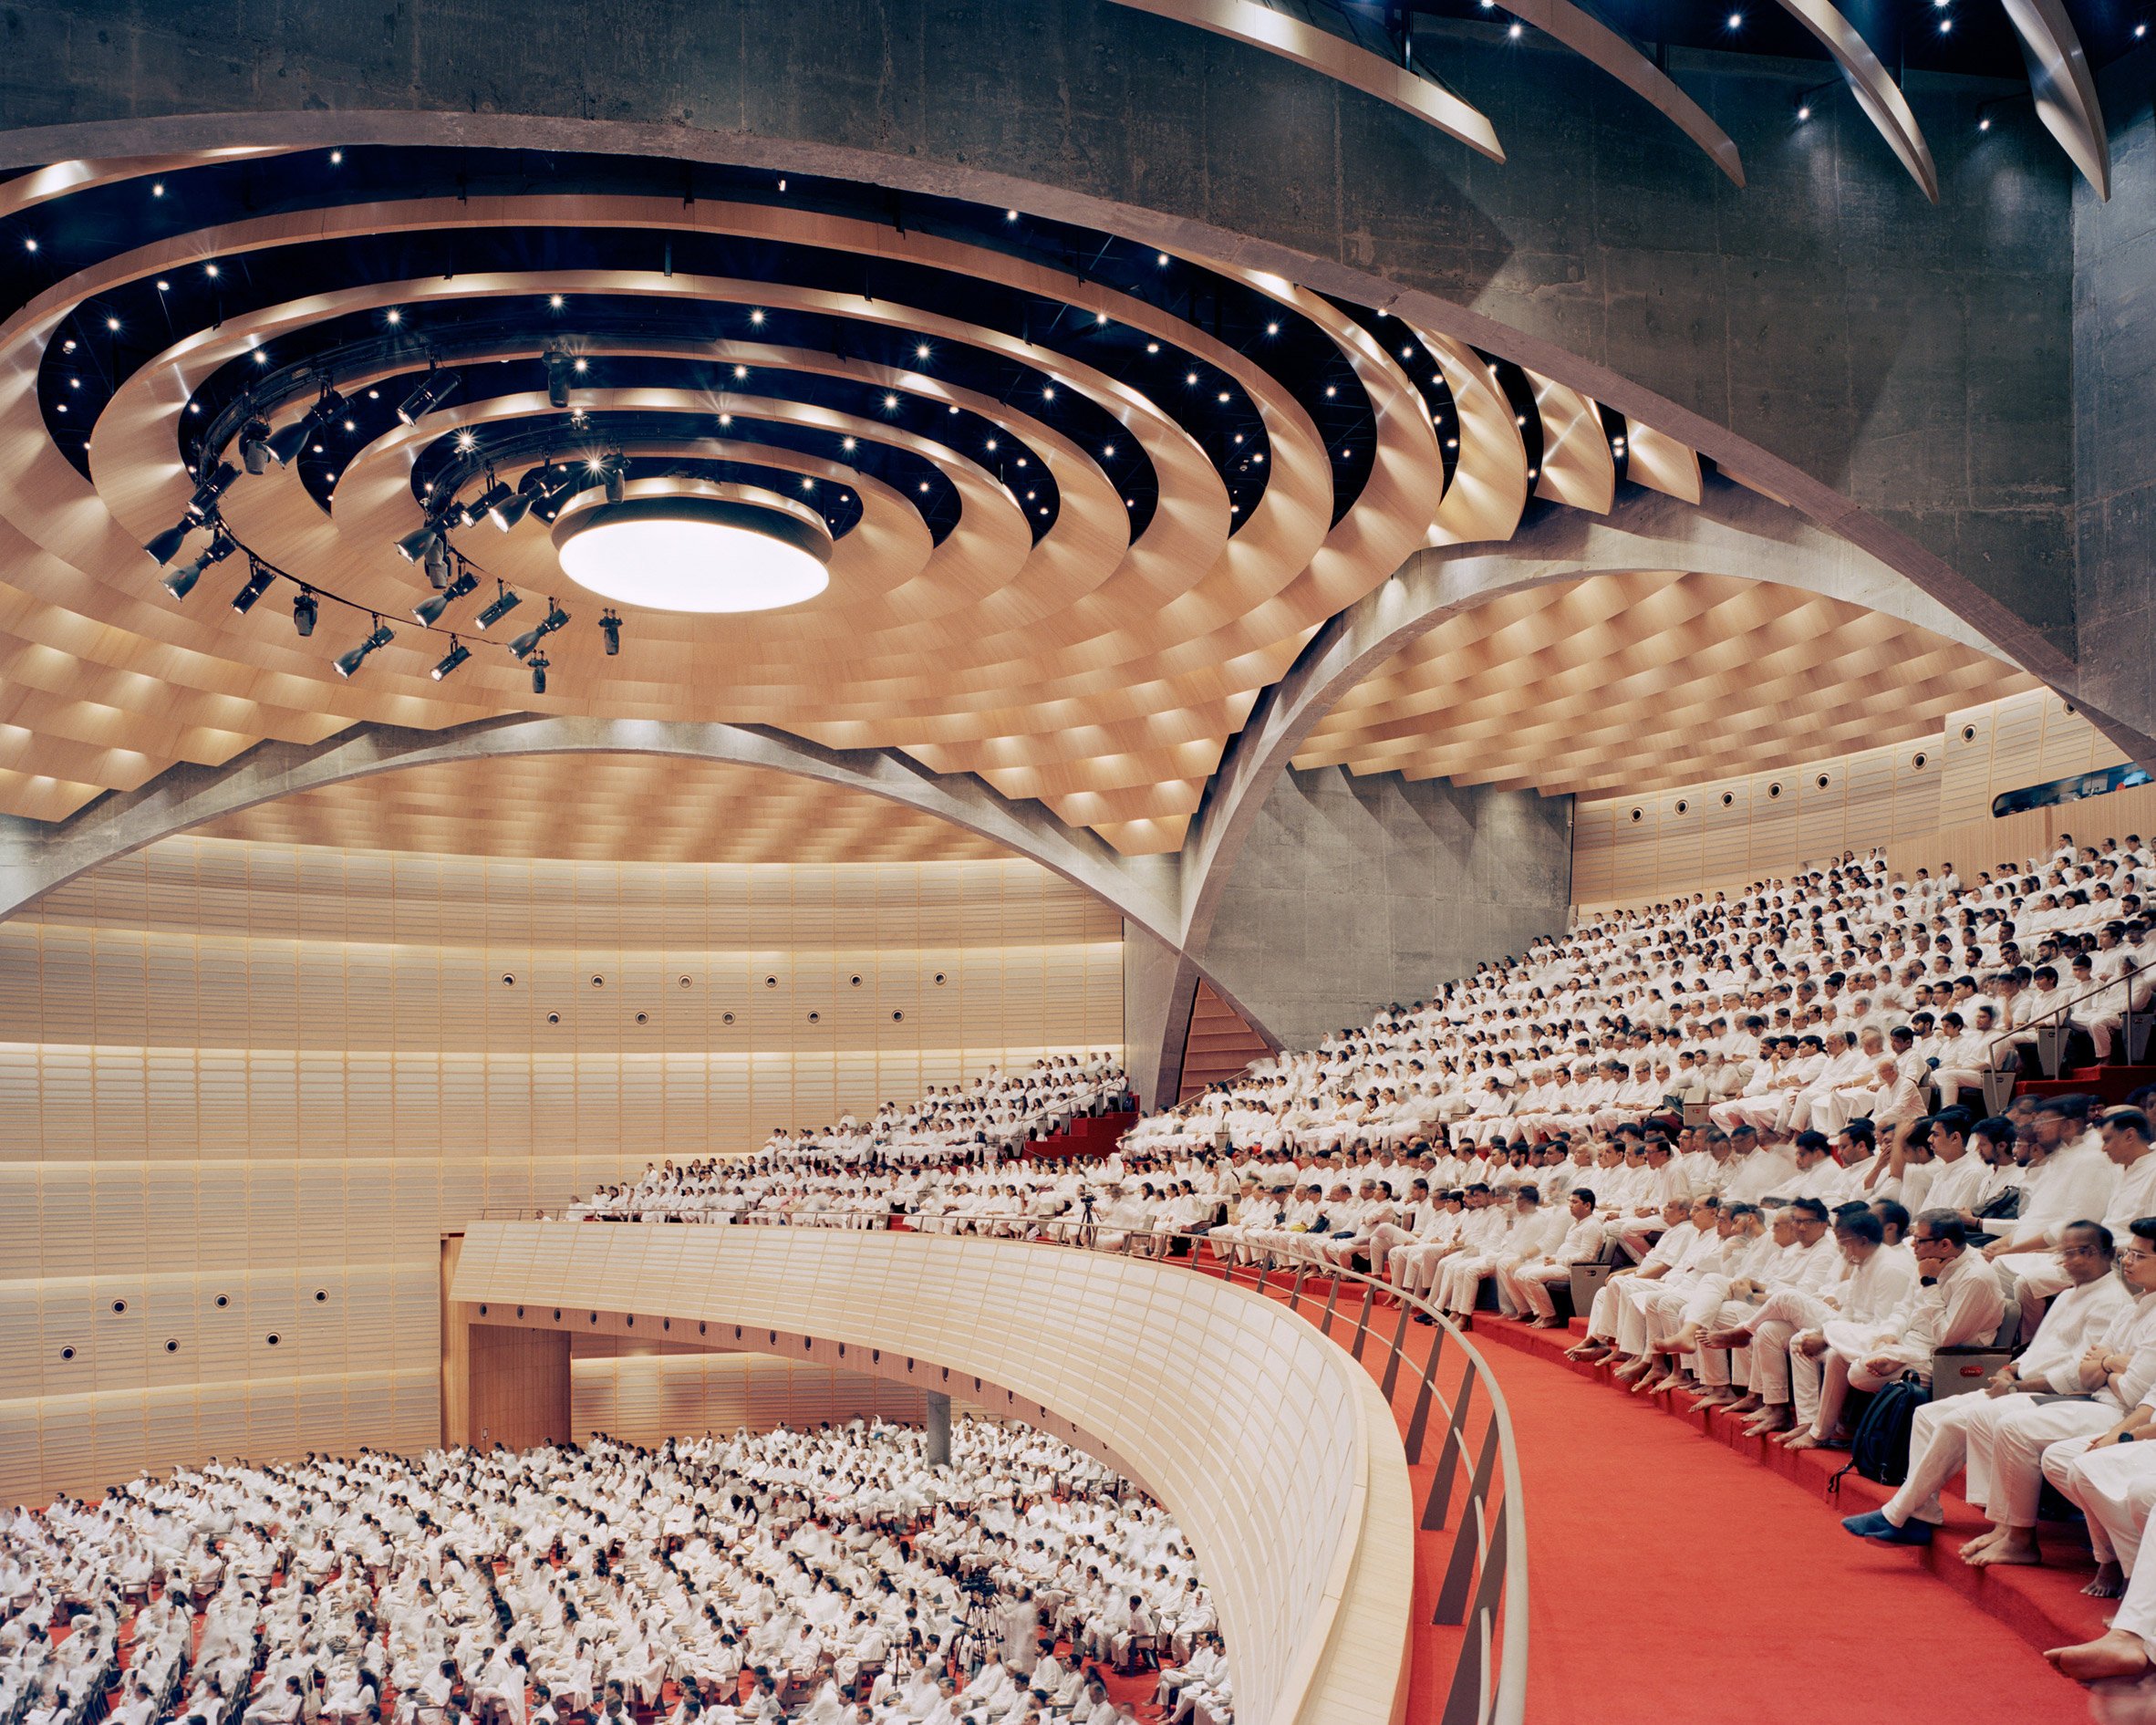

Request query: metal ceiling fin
[
  {"left": 1107, "top": 0, "right": 1505, "bottom": 163},
  {"left": 1774, "top": 0, "right": 1939, "bottom": 202},
  {"left": 1507, "top": 1, "right": 1746, "bottom": 186},
  {"left": 2000, "top": 0, "right": 2110, "bottom": 200}
]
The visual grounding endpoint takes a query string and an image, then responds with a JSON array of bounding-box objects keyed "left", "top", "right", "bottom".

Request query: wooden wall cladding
[
  {"left": 0, "top": 835, "right": 1123, "bottom": 1504},
  {"left": 1571, "top": 690, "right": 2132, "bottom": 909}
]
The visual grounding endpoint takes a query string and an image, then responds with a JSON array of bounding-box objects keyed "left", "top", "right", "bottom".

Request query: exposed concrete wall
[
  {"left": 1198, "top": 765, "right": 1573, "bottom": 1054},
  {"left": 0, "top": 1, "right": 2076, "bottom": 667},
  {"left": 2073, "top": 45, "right": 2156, "bottom": 752}
]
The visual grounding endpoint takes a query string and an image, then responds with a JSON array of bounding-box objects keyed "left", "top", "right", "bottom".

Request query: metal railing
[
  {"left": 2013, "top": 951, "right": 2156, "bottom": 1075},
  {"left": 515, "top": 1202, "right": 1529, "bottom": 1725}
]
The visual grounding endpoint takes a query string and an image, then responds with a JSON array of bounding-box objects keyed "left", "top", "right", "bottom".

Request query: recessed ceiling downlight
[{"left": 552, "top": 490, "right": 832, "bottom": 614}]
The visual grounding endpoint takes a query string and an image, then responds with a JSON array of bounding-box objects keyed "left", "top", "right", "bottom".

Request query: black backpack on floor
[{"left": 1829, "top": 1376, "right": 1928, "bottom": 1491}]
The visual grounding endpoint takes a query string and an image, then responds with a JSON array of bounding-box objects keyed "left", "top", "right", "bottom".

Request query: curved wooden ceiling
[
  {"left": 0, "top": 144, "right": 2027, "bottom": 857},
  {"left": 1294, "top": 570, "right": 2036, "bottom": 798},
  {"left": 195, "top": 756, "right": 1011, "bottom": 865},
  {"left": 0, "top": 146, "right": 1462, "bottom": 852}
]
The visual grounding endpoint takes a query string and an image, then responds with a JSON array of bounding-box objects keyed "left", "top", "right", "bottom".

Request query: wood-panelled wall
[
  {"left": 0, "top": 837, "right": 1122, "bottom": 1504},
  {"left": 1572, "top": 690, "right": 2136, "bottom": 909}
]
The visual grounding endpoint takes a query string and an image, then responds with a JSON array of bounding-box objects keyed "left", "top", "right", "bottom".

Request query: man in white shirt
[
  {"left": 1985, "top": 1095, "right": 2120, "bottom": 1331},
  {"left": 1996, "top": 1106, "right": 2156, "bottom": 1339},
  {"left": 1802, "top": 1209, "right": 2006, "bottom": 1446},
  {"left": 1499, "top": 1188, "right": 1606, "bottom": 1326},
  {"left": 1844, "top": 1217, "right": 2132, "bottom": 1545}
]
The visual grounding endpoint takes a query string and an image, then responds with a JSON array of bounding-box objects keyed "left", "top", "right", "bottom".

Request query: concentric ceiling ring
[{"left": 0, "top": 143, "right": 1713, "bottom": 847}]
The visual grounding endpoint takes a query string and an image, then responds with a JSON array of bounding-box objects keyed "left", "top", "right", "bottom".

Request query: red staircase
[
  {"left": 1027, "top": 1110, "right": 1135, "bottom": 1159},
  {"left": 2013, "top": 1063, "right": 2156, "bottom": 1106}
]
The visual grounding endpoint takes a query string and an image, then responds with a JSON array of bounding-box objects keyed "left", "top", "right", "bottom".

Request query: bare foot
[
  {"left": 1958, "top": 1528, "right": 2006, "bottom": 1562},
  {"left": 1968, "top": 1530, "right": 2043, "bottom": 1568},
  {"left": 1612, "top": 1356, "right": 1653, "bottom": 1381},
  {"left": 1689, "top": 1389, "right": 1736, "bottom": 1411},
  {"left": 2046, "top": 1628, "right": 2154, "bottom": 1683},
  {"left": 2086, "top": 1561, "right": 2127, "bottom": 1600},
  {"left": 1667, "top": 1325, "right": 1703, "bottom": 1353},
  {"left": 1726, "top": 1393, "right": 1764, "bottom": 1415},
  {"left": 1743, "top": 1409, "right": 1794, "bottom": 1436},
  {"left": 1779, "top": 1430, "right": 1822, "bottom": 1451}
]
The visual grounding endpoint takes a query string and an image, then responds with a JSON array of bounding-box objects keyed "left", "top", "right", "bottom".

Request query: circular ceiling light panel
[{"left": 551, "top": 486, "right": 833, "bottom": 614}]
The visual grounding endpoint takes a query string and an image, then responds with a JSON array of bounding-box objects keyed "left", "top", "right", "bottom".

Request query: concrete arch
[
  {"left": 0, "top": 714, "right": 1183, "bottom": 940},
  {"left": 1176, "top": 480, "right": 2020, "bottom": 955}
]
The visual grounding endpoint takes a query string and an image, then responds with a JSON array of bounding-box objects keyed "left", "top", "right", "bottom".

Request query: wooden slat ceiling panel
[
  {"left": 1294, "top": 570, "right": 2035, "bottom": 799},
  {"left": 193, "top": 757, "right": 1011, "bottom": 866}
]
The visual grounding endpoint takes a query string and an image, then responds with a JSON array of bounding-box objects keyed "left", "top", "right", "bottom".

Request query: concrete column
[
  {"left": 1123, "top": 920, "right": 1202, "bottom": 1111},
  {"left": 925, "top": 1391, "right": 951, "bottom": 1466}
]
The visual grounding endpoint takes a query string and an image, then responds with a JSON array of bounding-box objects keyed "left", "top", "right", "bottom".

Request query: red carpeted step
[{"left": 1470, "top": 1315, "right": 2098, "bottom": 1716}]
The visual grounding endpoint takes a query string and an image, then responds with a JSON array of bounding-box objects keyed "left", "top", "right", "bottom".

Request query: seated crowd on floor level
[{"left": 0, "top": 1418, "right": 1228, "bottom": 1725}]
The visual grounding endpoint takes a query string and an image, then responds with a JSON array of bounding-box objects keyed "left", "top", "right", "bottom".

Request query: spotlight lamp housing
[
  {"left": 395, "top": 522, "right": 441, "bottom": 565},
  {"left": 292, "top": 587, "right": 318, "bottom": 637},
  {"left": 333, "top": 618, "right": 394, "bottom": 678},
  {"left": 230, "top": 561, "right": 276, "bottom": 615},
  {"left": 528, "top": 651, "right": 550, "bottom": 695},
  {"left": 264, "top": 417, "right": 314, "bottom": 467},
  {"left": 599, "top": 609, "right": 622, "bottom": 656},
  {"left": 414, "top": 568, "right": 478, "bottom": 627},
  {"left": 185, "top": 461, "right": 238, "bottom": 521},
  {"left": 145, "top": 519, "right": 195, "bottom": 566},
  {"left": 488, "top": 489, "right": 532, "bottom": 531},
  {"left": 396, "top": 368, "right": 460, "bottom": 425},
  {"left": 463, "top": 482, "right": 511, "bottom": 529},
  {"left": 543, "top": 348, "right": 575, "bottom": 409},
  {"left": 237, "top": 420, "right": 274, "bottom": 475},
  {"left": 602, "top": 457, "right": 626, "bottom": 504},
  {"left": 508, "top": 602, "right": 570, "bottom": 662},
  {"left": 161, "top": 531, "right": 234, "bottom": 602},
  {"left": 475, "top": 583, "right": 522, "bottom": 630},
  {"left": 430, "top": 638, "right": 471, "bottom": 681}
]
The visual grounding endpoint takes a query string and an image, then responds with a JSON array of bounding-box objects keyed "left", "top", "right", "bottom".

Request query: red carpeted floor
[
  {"left": 1472, "top": 1331, "right": 2089, "bottom": 1724},
  {"left": 1207, "top": 1252, "right": 2093, "bottom": 1723}
]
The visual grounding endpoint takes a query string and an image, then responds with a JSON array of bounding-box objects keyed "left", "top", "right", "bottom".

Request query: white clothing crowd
[{"left": 0, "top": 1418, "right": 1227, "bottom": 1725}]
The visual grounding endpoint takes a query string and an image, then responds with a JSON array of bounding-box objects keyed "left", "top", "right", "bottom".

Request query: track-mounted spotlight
[
  {"left": 528, "top": 652, "right": 549, "bottom": 696},
  {"left": 599, "top": 609, "right": 621, "bottom": 656},
  {"left": 508, "top": 602, "right": 569, "bottom": 662},
  {"left": 603, "top": 457, "right": 626, "bottom": 504},
  {"left": 265, "top": 417, "right": 313, "bottom": 467},
  {"left": 423, "top": 536, "right": 449, "bottom": 587},
  {"left": 292, "top": 587, "right": 318, "bottom": 637},
  {"left": 475, "top": 583, "right": 521, "bottom": 630},
  {"left": 185, "top": 461, "right": 238, "bottom": 520},
  {"left": 430, "top": 638, "right": 470, "bottom": 681},
  {"left": 333, "top": 618, "right": 394, "bottom": 678},
  {"left": 161, "top": 531, "right": 233, "bottom": 603},
  {"left": 413, "top": 568, "right": 478, "bottom": 627},
  {"left": 544, "top": 349, "right": 574, "bottom": 410},
  {"left": 145, "top": 519, "right": 195, "bottom": 566},
  {"left": 395, "top": 522, "right": 441, "bottom": 565},
  {"left": 465, "top": 482, "right": 511, "bottom": 529},
  {"left": 230, "top": 560, "right": 276, "bottom": 615},
  {"left": 488, "top": 489, "right": 531, "bottom": 531},
  {"left": 396, "top": 369, "right": 460, "bottom": 425},
  {"left": 237, "top": 420, "right": 274, "bottom": 475}
]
